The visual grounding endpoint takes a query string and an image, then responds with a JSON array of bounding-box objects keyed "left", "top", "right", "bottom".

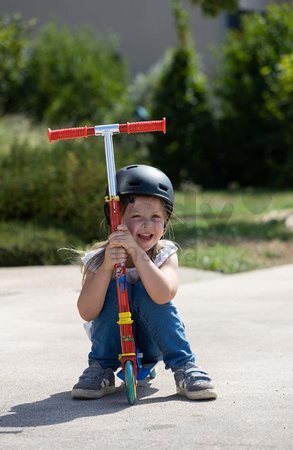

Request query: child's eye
[{"left": 152, "top": 214, "right": 162, "bottom": 219}]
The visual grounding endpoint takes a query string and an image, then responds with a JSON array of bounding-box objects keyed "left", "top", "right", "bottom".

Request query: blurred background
[{"left": 0, "top": 0, "right": 292, "bottom": 272}]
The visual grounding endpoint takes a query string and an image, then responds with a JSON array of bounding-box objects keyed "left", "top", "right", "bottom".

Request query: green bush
[
  {"left": 215, "top": 4, "right": 293, "bottom": 188},
  {"left": 21, "top": 21, "right": 129, "bottom": 124},
  {"left": 0, "top": 137, "right": 106, "bottom": 239}
]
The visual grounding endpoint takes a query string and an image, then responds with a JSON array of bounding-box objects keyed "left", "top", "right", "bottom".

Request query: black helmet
[{"left": 104, "top": 164, "right": 174, "bottom": 224}]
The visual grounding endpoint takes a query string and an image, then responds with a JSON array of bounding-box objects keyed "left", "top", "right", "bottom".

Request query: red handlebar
[
  {"left": 119, "top": 118, "right": 166, "bottom": 134},
  {"left": 48, "top": 118, "right": 166, "bottom": 142},
  {"left": 48, "top": 126, "right": 95, "bottom": 143}
]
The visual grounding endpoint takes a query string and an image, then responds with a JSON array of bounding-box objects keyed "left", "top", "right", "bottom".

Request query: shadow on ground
[{"left": 0, "top": 383, "right": 185, "bottom": 431}]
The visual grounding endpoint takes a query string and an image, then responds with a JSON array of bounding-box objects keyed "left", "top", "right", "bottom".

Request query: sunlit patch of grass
[
  {"left": 178, "top": 240, "right": 293, "bottom": 274},
  {"left": 174, "top": 190, "right": 293, "bottom": 218},
  {"left": 179, "top": 244, "right": 256, "bottom": 273},
  {"left": 173, "top": 189, "right": 293, "bottom": 273}
]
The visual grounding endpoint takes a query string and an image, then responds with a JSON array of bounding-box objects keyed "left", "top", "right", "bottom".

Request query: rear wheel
[{"left": 125, "top": 361, "right": 137, "bottom": 405}]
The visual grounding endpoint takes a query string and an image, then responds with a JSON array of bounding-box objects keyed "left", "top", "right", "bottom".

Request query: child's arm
[
  {"left": 132, "top": 247, "right": 178, "bottom": 304},
  {"left": 77, "top": 265, "right": 112, "bottom": 321},
  {"left": 77, "top": 244, "right": 127, "bottom": 321}
]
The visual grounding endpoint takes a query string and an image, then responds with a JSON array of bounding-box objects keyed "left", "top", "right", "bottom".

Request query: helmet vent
[
  {"left": 127, "top": 165, "right": 138, "bottom": 170},
  {"left": 128, "top": 181, "right": 140, "bottom": 186},
  {"left": 158, "top": 183, "right": 168, "bottom": 192}
]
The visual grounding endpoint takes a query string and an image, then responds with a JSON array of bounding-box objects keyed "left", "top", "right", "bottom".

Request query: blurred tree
[
  {"left": 148, "top": 0, "right": 239, "bottom": 187},
  {"left": 215, "top": 4, "right": 293, "bottom": 187}
]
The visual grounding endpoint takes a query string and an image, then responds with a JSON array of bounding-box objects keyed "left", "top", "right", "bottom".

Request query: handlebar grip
[
  {"left": 48, "top": 126, "right": 95, "bottom": 143},
  {"left": 119, "top": 118, "right": 166, "bottom": 134}
]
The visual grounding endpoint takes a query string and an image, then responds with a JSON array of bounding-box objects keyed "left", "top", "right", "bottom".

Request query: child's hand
[
  {"left": 108, "top": 224, "right": 138, "bottom": 256},
  {"left": 103, "top": 242, "right": 128, "bottom": 270}
]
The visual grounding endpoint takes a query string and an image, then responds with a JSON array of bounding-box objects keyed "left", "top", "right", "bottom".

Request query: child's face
[{"left": 122, "top": 196, "right": 165, "bottom": 251}]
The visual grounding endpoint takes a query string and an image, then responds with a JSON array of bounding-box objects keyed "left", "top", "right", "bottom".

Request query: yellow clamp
[
  {"left": 118, "top": 353, "right": 136, "bottom": 360},
  {"left": 104, "top": 195, "right": 120, "bottom": 202},
  {"left": 117, "top": 312, "right": 133, "bottom": 325}
]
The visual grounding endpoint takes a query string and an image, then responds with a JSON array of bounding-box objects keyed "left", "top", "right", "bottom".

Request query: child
[{"left": 72, "top": 164, "right": 217, "bottom": 401}]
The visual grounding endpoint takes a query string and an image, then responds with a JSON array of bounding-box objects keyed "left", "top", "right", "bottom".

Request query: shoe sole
[
  {"left": 176, "top": 386, "right": 217, "bottom": 400},
  {"left": 71, "top": 385, "right": 116, "bottom": 399}
]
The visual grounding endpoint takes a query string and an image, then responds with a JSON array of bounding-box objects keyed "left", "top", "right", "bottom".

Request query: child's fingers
[
  {"left": 112, "top": 248, "right": 127, "bottom": 256},
  {"left": 117, "top": 224, "right": 128, "bottom": 231},
  {"left": 109, "top": 228, "right": 129, "bottom": 241},
  {"left": 109, "top": 247, "right": 127, "bottom": 259},
  {"left": 109, "top": 234, "right": 130, "bottom": 248},
  {"left": 108, "top": 239, "right": 126, "bottom": 248},
  {"left": 111, "top": 250, "right": 127, "bottom": 263}
]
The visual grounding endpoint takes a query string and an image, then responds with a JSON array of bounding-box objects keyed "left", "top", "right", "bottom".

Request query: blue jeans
[{"left": 88, "top": 280, "right": 195, "bottom": 371}]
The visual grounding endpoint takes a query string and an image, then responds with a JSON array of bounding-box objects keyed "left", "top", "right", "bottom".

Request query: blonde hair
[{"left": 83, "top": 194, "right": 173, "bottom": 278}]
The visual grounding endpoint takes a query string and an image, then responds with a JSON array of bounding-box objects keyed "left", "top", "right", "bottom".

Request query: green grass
[
  {"left": 179, "top": 244, "right": 255, "bottom": 273},
  {"left": 172, "top": 189, "right": 293, "bottom": 273},
  {"left": 0, "top": 221, "right": 84, "bottom": 266},
  {"left": 173, "top": 218, "right": 292, "bottom": 242},
  {"left": 174, "top": 189, "right": 293, "bottom": 217}
]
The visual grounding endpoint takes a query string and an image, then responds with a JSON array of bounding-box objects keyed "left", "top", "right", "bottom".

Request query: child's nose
[{"left": 143, "top": 218, "right": 152, "bottom": 228}]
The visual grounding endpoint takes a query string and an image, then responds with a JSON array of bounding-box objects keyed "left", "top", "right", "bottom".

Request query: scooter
[{"left": 48, "top": 118, "right": 166, "bottom": 404}]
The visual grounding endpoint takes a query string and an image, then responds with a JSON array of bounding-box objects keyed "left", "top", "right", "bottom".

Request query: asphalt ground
[{"left": 0, "top": 264, "right": 292, "bottom": 449}]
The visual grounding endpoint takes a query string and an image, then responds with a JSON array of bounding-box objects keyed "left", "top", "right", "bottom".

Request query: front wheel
[
  {"left": 149, "top": 367, "right": 157, "bottom": 379},
  {"left": 125, "top": 361, "right": 137, "bottom": 405}
]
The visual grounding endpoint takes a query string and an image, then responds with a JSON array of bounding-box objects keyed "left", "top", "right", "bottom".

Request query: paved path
[{"left": 0, "top": 264, "right": 292, "bottom": 449}]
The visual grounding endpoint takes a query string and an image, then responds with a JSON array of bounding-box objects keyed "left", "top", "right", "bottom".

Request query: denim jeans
[{"left": 88, "top": 280, "right": 195, "bottom": 371}]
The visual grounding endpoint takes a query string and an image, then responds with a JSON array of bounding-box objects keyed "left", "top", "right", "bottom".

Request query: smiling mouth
[{"left": 137, "top": 233, "right": 153, "bottom": 241}]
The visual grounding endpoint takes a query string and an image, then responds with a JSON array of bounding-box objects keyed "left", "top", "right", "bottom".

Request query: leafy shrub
[
  {"left": 0, "top": 140, "right": 112, "bottom": 240},
  {"left": 215, "top": 4, "right": 293, "bottom": 188}
]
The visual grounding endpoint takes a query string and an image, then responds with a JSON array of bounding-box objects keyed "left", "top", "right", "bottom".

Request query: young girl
[{"left": 72, "top": 164, "right": 217, "bottom": 401}]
